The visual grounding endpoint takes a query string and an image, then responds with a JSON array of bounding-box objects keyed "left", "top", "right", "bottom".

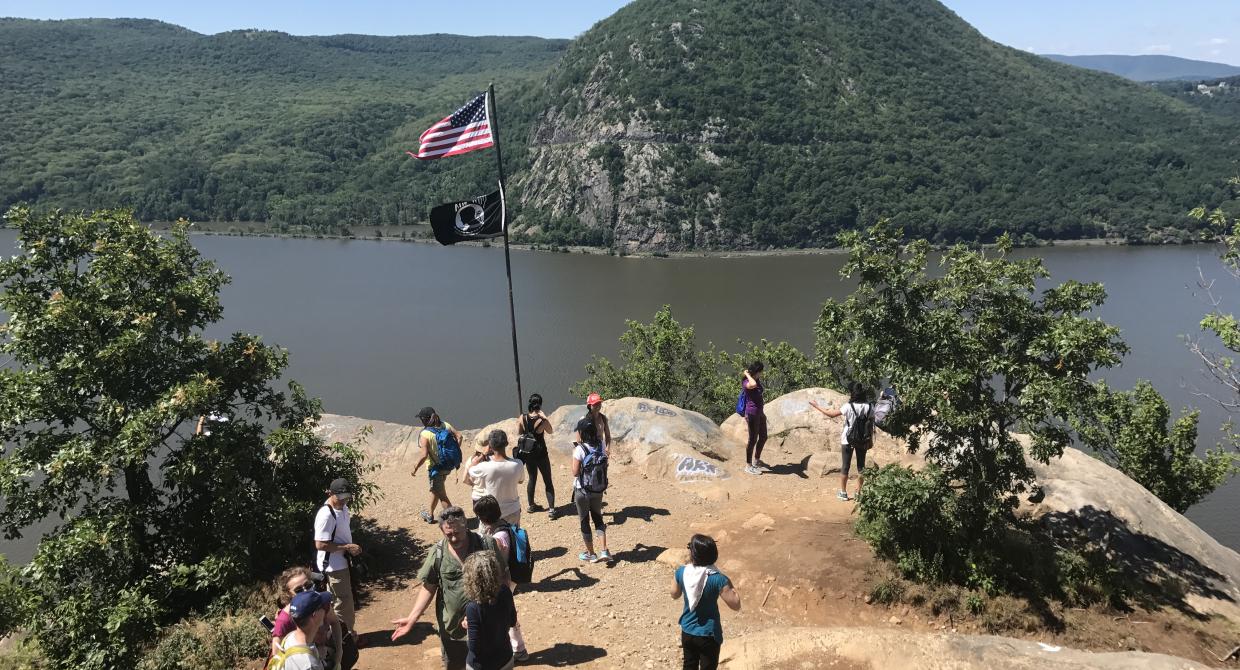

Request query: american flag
[{"left": 408, "top": 93, "right": 494, "bottom": 160}]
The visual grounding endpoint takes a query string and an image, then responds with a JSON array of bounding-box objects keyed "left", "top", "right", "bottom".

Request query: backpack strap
[{"left": 319, "top": 503, "right": 338, "bottom": 573}]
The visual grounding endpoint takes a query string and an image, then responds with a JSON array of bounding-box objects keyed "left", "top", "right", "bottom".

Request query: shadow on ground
[
  {"left": 526, "top": 567, "right": 600, "bottom": 593},
  {"left": 524, "top": 642, "right": 607, "bottom": 666},
  {"left": 351, "top": 517, "right": 427, "bottom": 608},
  {"left": 766, "top": 455, "right": 812, "bottom": 478},
  {"left": 607, "top": 505, "right": 670, "bottom": 525},
  {"left": 609, "top": 543, "right": 665, "bottom": 568}
]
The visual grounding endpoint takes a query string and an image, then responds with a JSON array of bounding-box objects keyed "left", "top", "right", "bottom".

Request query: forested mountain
[
  {"left": 1043, "top": 54, "right": 1240, "bottom": 82},
  {"left": 0, "top": 18, "right": 566, "bottom": 229},
  {"left": 517, "top": 0, "right": 1240, "bottom": 249},
  {"left": 1155, "top": 76, "right": 1240, "bottom": 120},
  {"left": 2, "top": 7, "right": 1240, "bottom": 250}
]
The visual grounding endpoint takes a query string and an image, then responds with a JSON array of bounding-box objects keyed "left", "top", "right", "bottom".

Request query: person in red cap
[{"left": 574, "top": 392, "right": 611, "bottom": 450}]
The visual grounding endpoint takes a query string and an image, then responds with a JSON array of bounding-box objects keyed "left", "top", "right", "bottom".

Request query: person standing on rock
[
  {"left": 411, "top": 406, "right": 463, "bottom": 524},
  {"left": 464, "top": 430, "right": 526, "bottom": 526},
  {"left": 672, "top": 534, "right": 741, "bottom": 670},
  {"left": 390, "top": 507, "right": 499, "bottom": 670},
  {"left": 575, "top": 392, "right": 611, "bottom": 451},
  {"left": 515, "top": 393, "right": 557, "bottom": 520},
  {"left": 572, "top": 420, "right": 612, "bottom": 564},
  {"left": 809, "top": 382, "right": 873, "bottom": 501},
  {"left": 471, "top": 495, "right": 530, "bottom": 662},
  {"left": 742, "top": 362, "right": 769, "bottom": 475}
]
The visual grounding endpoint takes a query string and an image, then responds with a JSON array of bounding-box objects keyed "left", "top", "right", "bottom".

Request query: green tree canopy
[{"left": 0, "top": 207, "right": 374, "bottom": 669}]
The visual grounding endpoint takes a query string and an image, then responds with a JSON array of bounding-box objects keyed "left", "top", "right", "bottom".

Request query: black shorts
[{"left": 841, "top": 442, "right": 869, "bottom": 477}]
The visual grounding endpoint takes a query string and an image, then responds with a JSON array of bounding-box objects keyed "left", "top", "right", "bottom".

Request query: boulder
[
  {"left": 317, "top": 414, "right": 423, "bottom": 461},
  {"left": 720, "top": 388, "right": 919, "bottom": 474},
  {"left": 1025, "top": 446, "right": 1240, "bottom": 622},
  {"left": 720, "top": 627, "right": 1210, "bottom": 669}
]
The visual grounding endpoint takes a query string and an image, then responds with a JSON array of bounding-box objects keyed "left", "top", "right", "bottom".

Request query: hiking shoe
[
  {"left": 420, "top": 510, "right": 436, "bottom": 524},
  {"left": 598, "top": 550, "right": 613, "bottom": 564},
  {"left": 836, "top": 490, "right": 850, "bottom": 502},
  {"left": 514, "top": 649, "right": 530, "bottom": 662},
  {"left": 754, "top": 460, "right": 772, "bottom": 472},
  {"left": 527, "top": 504, "right": 542, "bottom": 513},
  {"left": 579, "top": 551, "right": 598, "bottom": 562}
]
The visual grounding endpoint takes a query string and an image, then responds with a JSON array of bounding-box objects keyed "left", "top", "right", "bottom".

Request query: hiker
[
  {"left": 268, "top": 567, "right": 344, "bottom": 670},
  {"left": 809, "top": 382, "right": 874, "bottom": 501},
  {"left": 313, "top": 478, "right": 362, "bottom": 639},
  {"left": 741, "top": 362, "right": 768, "bottom": 475},
  {"left": 471, "top": 496, "right": 529, "bottom": 662},
  {"left": 273, "top": 589, "right": 335, "bottom": 670},
  {"left": 464, "top": 430, "right": 525, "bottom": 526},
  {"left": 515, "top": 393, "right": 556, "bottom": 519},
  {"left": 574, "top": 392, "right": 611, "bottom": 448},
  {"left": 672, "top": 534, "right": 741, "bottom": 670},
  {"left": 390, "top": 507, "right": 500, "bottom": 670},
  {"left": 463, "top": 550, "right": 518, "bottom": 670},
  {"left": 572, "top": 420, "right": 611, "bottom": 563},
  {"left": 411, "top": 406, "right": 463, "bottom": 524}
]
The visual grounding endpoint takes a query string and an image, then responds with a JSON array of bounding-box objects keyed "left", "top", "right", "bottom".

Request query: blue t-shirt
[{"left": 675, "top": 566, "right": 730, "bottom": 643}]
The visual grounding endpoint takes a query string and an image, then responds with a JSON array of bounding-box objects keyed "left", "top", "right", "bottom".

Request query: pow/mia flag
[{"left": 428, "top": 189, "right": 505, "bottom": 245}]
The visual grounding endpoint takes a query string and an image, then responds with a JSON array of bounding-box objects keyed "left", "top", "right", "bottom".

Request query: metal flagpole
[{"left": 487, "top": 83, "right": 524, "bottom": 415}]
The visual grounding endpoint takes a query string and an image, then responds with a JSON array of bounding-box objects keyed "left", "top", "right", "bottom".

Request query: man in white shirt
[
  {"left": 314, "top": 478, "right": 362, "bottom": 641},
  {"left": 463, "top": 430, "right": 525, "bottom": 525}
]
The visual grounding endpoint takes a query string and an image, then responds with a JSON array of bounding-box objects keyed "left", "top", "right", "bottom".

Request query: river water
[{"left": 1, "top": 230, "right": 1237, "bottom": 559}]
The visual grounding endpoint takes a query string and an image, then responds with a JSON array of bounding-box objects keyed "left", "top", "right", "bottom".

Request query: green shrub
[
  {"left": 855, "top": 465, "right": 963, "bottom": 583},
  {"left": 139, "top": 615, "right": 267, "bottom": 670},
  {"left": 868, "top": 578, "right": 905, "bottom": 605}
]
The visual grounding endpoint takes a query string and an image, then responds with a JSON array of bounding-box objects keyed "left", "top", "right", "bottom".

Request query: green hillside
[
  {"left": 517, "top": 0, "right": 1240, "bottom": 248},
  {"left": 1155, "top": 76, "right": 1240, "bottom": 120},
  {"left": 0, "top": 18, "right": 566, "bottom": 228}
]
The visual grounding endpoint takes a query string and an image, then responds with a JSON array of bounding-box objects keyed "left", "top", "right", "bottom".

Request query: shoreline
[{"left": 136, "top": 221, "right": 1158, "bottom": 259}]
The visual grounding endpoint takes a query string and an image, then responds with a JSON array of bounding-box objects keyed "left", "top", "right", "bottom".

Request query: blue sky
[{"left": 2, "top": 0, "right": 1237, "bottom": 64}]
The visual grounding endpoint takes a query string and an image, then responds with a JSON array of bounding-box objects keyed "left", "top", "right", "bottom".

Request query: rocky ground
[{"left": 304, "top": 388, "right": 1240, "bottom": 669}]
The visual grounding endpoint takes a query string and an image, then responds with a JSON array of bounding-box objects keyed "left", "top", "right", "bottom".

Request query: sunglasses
[{"left": 293, "top": 581, "right": 316, "bottom": 594}]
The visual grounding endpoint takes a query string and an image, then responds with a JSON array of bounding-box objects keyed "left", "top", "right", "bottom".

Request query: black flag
[{"left": 428, "top": 189, "right": 504, "bottom": 245}]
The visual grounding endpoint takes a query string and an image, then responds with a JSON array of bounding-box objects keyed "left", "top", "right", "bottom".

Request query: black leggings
[
  {"left": 524, "top": 450, "right": 555, "bottom": 508},
  {"left": 682, "top": 632, "right": 720, "bottom": 670},
  {"left": 745, "top": 413, "right": 768, "bottom": 464},
  {"left": 574, "top": 490, "right": 605, "bottom": 540}
]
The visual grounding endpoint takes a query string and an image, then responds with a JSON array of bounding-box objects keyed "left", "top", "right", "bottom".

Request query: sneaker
[
  {"left": 547, "top": 508, "right": 558, "bottom": 520},
  {"left": 754, "top": 460, "right": 772, "bottom": 472},
  {"left": 513, "top": 649, "right": 530, "bottom": 662},
  {"left": 527, "top": 504, "right": 542, "bottom": 513},
  {"left": 744, "top": 465, "right": 761, "bottom": 475},
  {"left": 579, "top": 551, "right": 598, "bottom": 562},
  {"left": 420, "top": 510, "right": 436, "bottom": 524},
  {"left": 836, "top": 490, "right": 849, "bottom": 502},
  {"left": 598, "top": 550, "right": 613, "bottom": 564}
]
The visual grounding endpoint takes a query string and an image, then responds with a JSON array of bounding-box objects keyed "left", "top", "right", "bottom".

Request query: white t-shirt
[
  {"left": 278, "top": 640, "right": 324, "bottom": 670},
  {"left": 467, "top": 459, "right": 525, "bottom": 518},
  {"left": 841, "top": 402, "right": 873, "bottom": 446},
  {"left": 313, "top": 504, "right": 352, "bottom": 573}
]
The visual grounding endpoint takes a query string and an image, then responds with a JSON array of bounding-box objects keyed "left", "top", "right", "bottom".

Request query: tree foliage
[
  {"left": 0, "top": 207, "right": 375, "bottom": 669},
  {"left": 816, "top": 223, "right": 1128, "bottom": 582},
  {"left": 572, "top": 306, "right": 816, "bottom": 422},
  {"left": 1076, "top": 381, "right": 1236, "bottom": 513}
]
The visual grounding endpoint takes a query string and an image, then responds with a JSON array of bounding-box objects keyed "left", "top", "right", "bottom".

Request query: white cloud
[
  {"left": 1209, "top": 37, "right": 1229, "bottom": 46},
  {"left": 1145, "top": 44, "right": 1173, "bottom": 53}
]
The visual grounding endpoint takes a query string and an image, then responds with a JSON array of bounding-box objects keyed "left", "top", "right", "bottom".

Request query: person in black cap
[
  {"left": 314, "top": 478, "right": 362, "bottom": 642},
  {"left": 276, "top": 589, "right": 334, "bottom": 670},
  {"left": 411, "top": 406, "right": 463, "bottom": 524}
]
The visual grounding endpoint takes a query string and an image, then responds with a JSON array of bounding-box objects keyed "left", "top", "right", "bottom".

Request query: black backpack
[{"left": 845, "top": 403, "right": 873, "bottom": 447}]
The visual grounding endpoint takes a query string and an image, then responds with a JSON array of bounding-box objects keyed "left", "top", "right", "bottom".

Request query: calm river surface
[{"left": 1, "top": 230, "right": 1237, "bottom": 558}]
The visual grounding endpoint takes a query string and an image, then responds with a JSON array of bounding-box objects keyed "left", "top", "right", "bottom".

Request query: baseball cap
[
  {"left": 288, "top": 590, "right": 333, "bottom": 624},
  {"left": 586, "top": 392, "right": 603, "bottom": 406},
  {"left": 329, "top": 478, "right": 351, "bottom": 495},
  {"left": 417, "top": 406, "right": 436, "bottom": 422}
]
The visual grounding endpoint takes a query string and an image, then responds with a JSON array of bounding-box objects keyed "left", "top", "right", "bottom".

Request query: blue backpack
[
  {"left": 735, "top": 387, "right": 747, "bottom": 416},
  {"left": 577, "top": 443, "right": 609, "bottom": 494},
  {"left": 493, "top": 521, "right": 535, "bottom": 584},
  {"left": 424, "top": 425, "right": 461, "bottom": 474}
]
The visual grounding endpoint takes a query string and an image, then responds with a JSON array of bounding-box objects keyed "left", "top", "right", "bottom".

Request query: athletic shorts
[{"left": 430, "top": 471, "right": 448, "bottom": 497}]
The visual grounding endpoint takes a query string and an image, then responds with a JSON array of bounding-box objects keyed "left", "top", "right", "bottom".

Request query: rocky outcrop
[
  {"left": 720, "top": 627, "right": 1211, "bottom": 669},
  {"left": 1026, "top": 446, "right": 1240, "bottom": 622},
  {"left": 719, "top": 387, "right": 921, "bottom": 474}
]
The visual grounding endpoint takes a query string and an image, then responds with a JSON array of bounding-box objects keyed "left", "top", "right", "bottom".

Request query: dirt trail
[{"left": 345, "top": 452, "right": 1237, "bottom": 669}]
